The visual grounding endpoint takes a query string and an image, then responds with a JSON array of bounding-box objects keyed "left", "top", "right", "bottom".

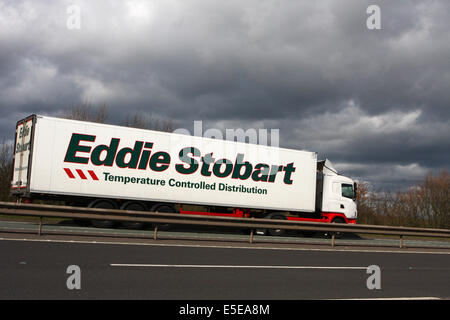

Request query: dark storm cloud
[{"left": 0, "top": 0, "right": 449, "bottom": 189}]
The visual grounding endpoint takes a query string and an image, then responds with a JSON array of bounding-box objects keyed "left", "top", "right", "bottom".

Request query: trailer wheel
[
  {"left": 68, "top": 202, "right": 91, "bottom": 226},
  {"left": 120, "top": 201, "right": 147, "bottom": 230},
  {"left": 267, "top": 213, "right": 286, "bottom": 236},
  {"left": 89, "top": 200, "right": 117, "bottom": 229},
  {"left": 150, "top": 203, "right": 175, "bottom": 231}
]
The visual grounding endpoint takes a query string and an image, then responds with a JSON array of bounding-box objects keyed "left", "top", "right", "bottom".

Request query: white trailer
[{"left": 11, "top": 115, "right": 357, "bottom": 233}]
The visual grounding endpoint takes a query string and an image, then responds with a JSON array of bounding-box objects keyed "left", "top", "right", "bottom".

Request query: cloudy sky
[{"left": 1, "top": 0, "right": 449, "bottom": 190}]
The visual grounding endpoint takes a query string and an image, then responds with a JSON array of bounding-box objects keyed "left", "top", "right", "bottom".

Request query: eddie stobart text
[{"left": 64, "top": 133, "right": 297, "bottom": 185}]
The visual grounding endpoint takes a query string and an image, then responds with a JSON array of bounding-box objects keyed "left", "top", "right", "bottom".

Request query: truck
[{"left": 11, "top": 114, "right": 358, "bottom": 235}]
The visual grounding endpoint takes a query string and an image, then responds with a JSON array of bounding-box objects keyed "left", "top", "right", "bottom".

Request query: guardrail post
[
  {"left": 399, "top": 235, "right": 403, "bottom": 248},
  {"left": 331, "top": 233, "right": 335, "bottom": 247},
  {"left": 38, "top": 216, "right": 42, "bottom": 236},
  {"left": 153, "top": 225, "right": 158, "bottom": 240},
  {"left": 249, "top": 217, "right": 255, "bottom": 244}
]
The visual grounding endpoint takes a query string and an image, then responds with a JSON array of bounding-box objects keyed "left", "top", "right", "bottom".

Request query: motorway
[{"left": 0, "top": 226, "right": 449, "bottom": 300}]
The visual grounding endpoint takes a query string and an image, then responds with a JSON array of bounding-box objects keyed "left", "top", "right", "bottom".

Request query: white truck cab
[{"left": 317, "top": 159, "right": 357, "bottom": 223}]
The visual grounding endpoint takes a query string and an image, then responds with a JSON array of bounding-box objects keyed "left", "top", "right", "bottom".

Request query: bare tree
[
  {"left": 0, "top": 141, "right": 13, "bottom": 202},
  {"left": 124, "top": 111, "right": 173, "bottom": 132},
  {"left": 355, "top": 181, "right": 377, "bottom": 225},
  {"left": 421, "top": 170, "right": 449, "bottom": 228},
  {"left": 62, "top": 102, "right": 108, "bottom": 123},
  {"left": 62, "top": 103, "right": 174, "bottom": 133},
  {"left": 356, "top": 170, "right": 449, "bottom": 228}
]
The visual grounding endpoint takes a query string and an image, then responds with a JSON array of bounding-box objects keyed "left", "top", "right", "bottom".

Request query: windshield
[{"left": 341, "top": 183, "right": 355, "bottom": 199}]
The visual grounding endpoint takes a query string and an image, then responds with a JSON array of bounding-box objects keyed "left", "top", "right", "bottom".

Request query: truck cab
[{"left": 317, "top": 159, "right": 357, "bottom": 223}]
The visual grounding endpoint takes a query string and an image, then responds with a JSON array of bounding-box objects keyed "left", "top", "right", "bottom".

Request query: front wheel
[
  {"left": 301, "top": 230, "right": 317, "bottom": 238},
  {"left": 327, "top": 217, "right": 346, "bottom": 239}
]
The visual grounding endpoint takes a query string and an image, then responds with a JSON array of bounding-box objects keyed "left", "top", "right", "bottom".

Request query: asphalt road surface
[{"left": 0, "top": 237, "right": 449, "bottom": 300}]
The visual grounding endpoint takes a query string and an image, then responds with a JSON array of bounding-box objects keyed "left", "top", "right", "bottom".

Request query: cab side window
[{"left": 341, "top": 183, "right": 354, "bottom": 199}]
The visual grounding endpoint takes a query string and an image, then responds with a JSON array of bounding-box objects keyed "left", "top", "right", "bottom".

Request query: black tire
[
  {"left": 301, "top": 230, "right": 317, "bottom": 238},
  {"left": 72, "top": 218, "right": 91, "bottom": 227},
  {"left": 150, "top": 203, "right": 176, "bottom": 231},
  {"left": 327, "top": 217, "right": 346, "bottom": 239},
  {"left": 120, "top": 201, "right": 147, "bottom": 230},
  {"left": 267, "top": 213, "right": 286, "bottom": 236},
  {"left": 89, "top": 200, "right": 117, "bottom": 228},
  {"left": 68, "top": 202, "right": 91, "bottom": 226}
]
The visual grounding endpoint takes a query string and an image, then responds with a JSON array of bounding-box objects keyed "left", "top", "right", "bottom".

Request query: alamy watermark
[
  {"left": 366, "top": 265, "right": 381, "bottom": 290},
  {"left": 367, "top": 5, "right": 381, "bottom": 30},
  {"left": 66, "top": 4, "right": 81, "bottom": 30},
  {"left": 173, "top": 121, "right": 279, "bottom": 148},
  {"left": 65, "top": 4, "right": 382, "bottom": 31},
  {"left": 170, "top": 120, "right": 282, "bottom": 164},
  {"left": 63, "top": 264, "right": 380, "bottom": 292},
  {"left": 66, "top": 265, "right": 81, "bottom": 290}
]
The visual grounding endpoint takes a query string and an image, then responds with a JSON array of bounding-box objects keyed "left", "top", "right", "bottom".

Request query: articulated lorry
[{"left": 11, "top": 115, "right": 357, "bottom": 234}]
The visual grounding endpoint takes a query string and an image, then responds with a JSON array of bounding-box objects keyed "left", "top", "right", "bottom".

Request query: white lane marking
[
  {"left": 110, "top": 263, "right": 367, "bottom": 270},
  {"left": 1, "top": 237, "right": 450, "bottom": 255},
  {"left": 337, "top": 297, "right": 441, "bottom": 300}
]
